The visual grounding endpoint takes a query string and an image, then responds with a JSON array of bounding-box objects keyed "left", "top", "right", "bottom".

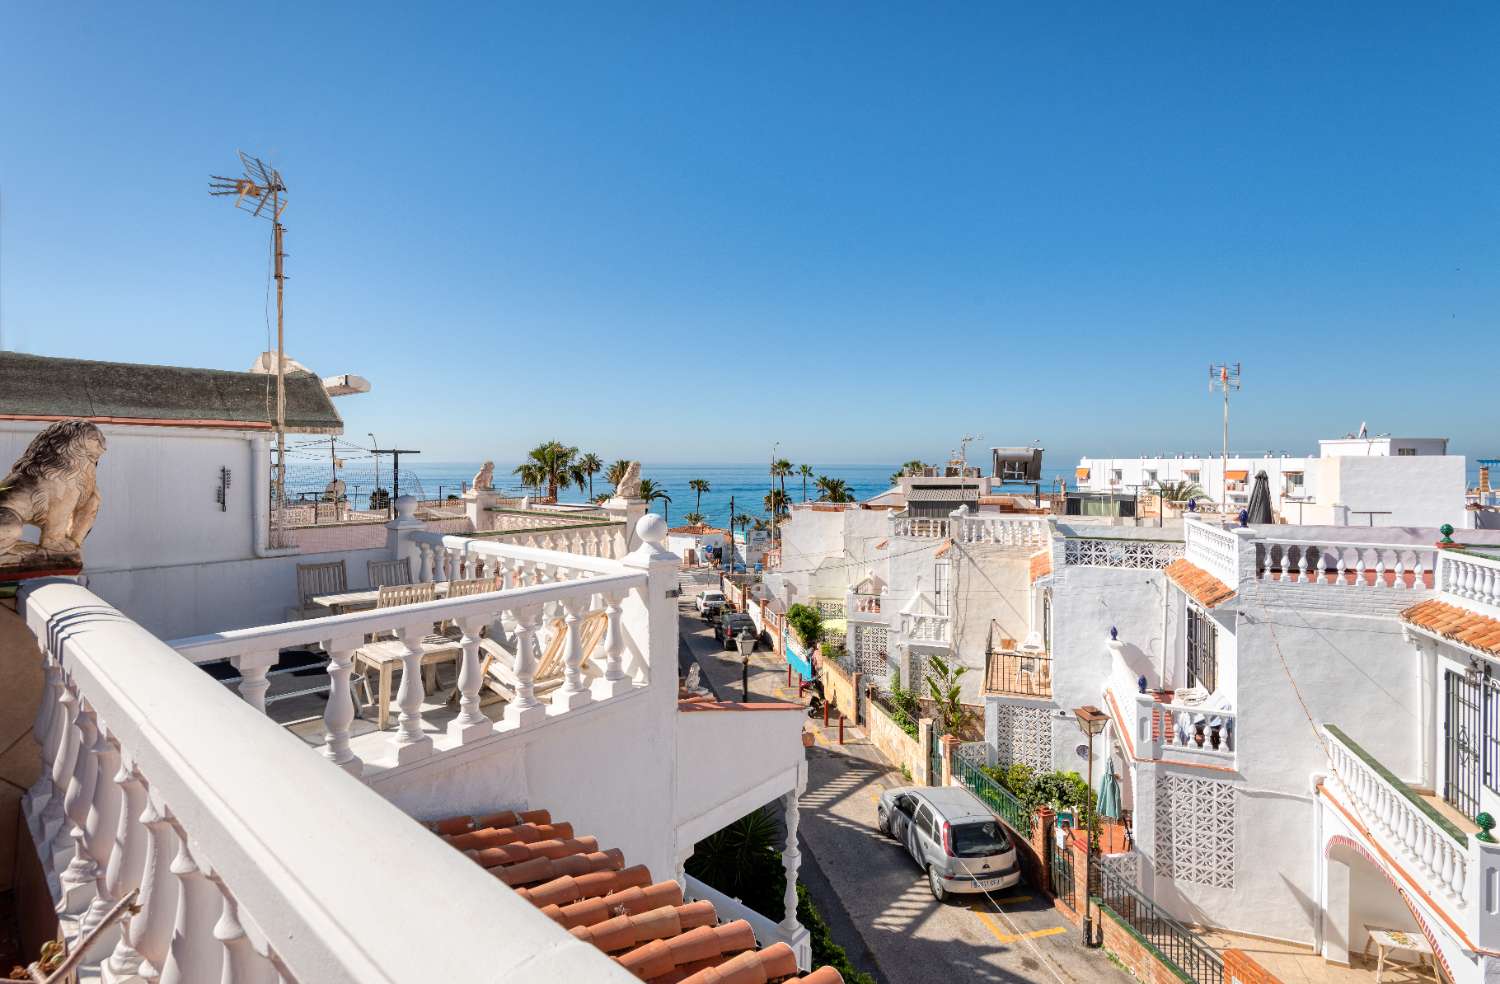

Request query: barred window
[{"left": 1187, "top": 607, "right": 1217, "bottom": 693}]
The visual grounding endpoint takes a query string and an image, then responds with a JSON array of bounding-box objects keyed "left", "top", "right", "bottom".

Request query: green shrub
[
  {"left": 798, "top": 884, "right": 877, "bottom": 984},
  {"left": 885, "top": 666, "right": 921, "bottom": 739},
  {"left": 684, "top": 808, "right": 786, "bottom": 920},
  {"left": 787, "top": 603, "right": 824, "bottom": 650},
  {"left": 982, "top": 762, "right": 1095, "bottom": 817}
]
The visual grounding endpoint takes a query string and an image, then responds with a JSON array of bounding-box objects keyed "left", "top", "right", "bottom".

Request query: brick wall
[
  {"left": 1223, "top": 948, "right": 1284, "bottom": 984},
  {"left": 1097, "top": 905, "right": 1194, "bottom": 984},
  {"left": 821, "top": 655, "right": 860, "bottom": 724}
]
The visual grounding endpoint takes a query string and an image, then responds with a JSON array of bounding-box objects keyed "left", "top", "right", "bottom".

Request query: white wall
[
  {"left": 0, "top": 421, "right": 259, "bottom": 571},
  {"left": 1324, "top": 455, "right": 1468, "bottom": 528}
]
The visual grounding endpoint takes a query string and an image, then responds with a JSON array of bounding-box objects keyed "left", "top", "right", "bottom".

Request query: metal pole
[
  {"left": 728, "top": 495, "right": 735, "bottom": 570},
  {"left": 273, "top": 206, "right": 286, "bottom": 508},
  {"left": 1221, "top": 385, "right": 1229, "bottom": 514},
  {"left": 1083, "top": 736, "right": 1096, "bottom": 946}
]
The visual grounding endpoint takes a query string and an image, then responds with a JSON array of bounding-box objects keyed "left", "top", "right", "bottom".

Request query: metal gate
[
  {"left": 1049, "top": 839, "right": 1075, "bottom": 909},
  {"left": 928, "top": 725, "right": 945, "bottom": 786},
  {"left": 1445, "top": 669, "right": 1482, "bottom": 818}
]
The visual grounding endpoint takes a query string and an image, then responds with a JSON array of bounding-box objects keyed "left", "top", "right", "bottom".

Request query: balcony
[
  {"left": 1183, "top": 519, "right": 1241, "bottom": 586},
  {"left": 982, "top": 648, "right": 1052, "bottom": 699},
  {"left": 1437, "top": 549, "right": 1500, "bottom": 613},
  {"left": 899, "top": 611, "right": 951, "bottom": 646},
  {"left": 891, "top": 507, "right": 1048, "bottom": 549}
]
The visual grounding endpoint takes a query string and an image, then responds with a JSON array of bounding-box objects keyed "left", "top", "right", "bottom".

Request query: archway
[{"left": 1323, "top": 835, "right": 1451, "bottom": 981}]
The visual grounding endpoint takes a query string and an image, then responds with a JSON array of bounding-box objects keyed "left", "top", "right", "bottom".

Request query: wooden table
[
  {"left": 310, "top": 582, "right": 453, "bottom": 616},
  {"left": 1364, "top": 927, "right": 1436, "bottom": 982},
  {"left": 353, "top": 634, "right": 463, "bottom": 731}
]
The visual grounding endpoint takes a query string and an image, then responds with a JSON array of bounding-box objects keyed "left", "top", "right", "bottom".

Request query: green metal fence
[
  {"left": 1049, "top": 839, "right": 1075, "bottom": 908},
  {"left": 953, "top": 743, "right": 1034, "bottom": 836},
  {"left": 1095, "top": 866, "right": 1223, "bottom": 984}
]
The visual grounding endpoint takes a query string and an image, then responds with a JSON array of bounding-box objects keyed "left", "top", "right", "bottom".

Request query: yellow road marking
[
  {"left": 971, "top": 908, "right": 1066, "bottom": 944},
  {"left": 992, "top": 894, "right": 1032, "bottom": 905}
]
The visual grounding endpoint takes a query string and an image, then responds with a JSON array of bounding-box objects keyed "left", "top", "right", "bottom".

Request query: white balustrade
[
  {"left": 19, "top": 579, "right": 637, "bottom": 983},
  {"left": 1256, "top": 539, "right": 1436, "bottom": 590},
  {"left": 1324, "top": 726, "right": 1469, "bottom": 906},
  {"left": 1184, "top": 519, "right": 1240, "bottom": 586},
  {"left": 891, "top": 510, "right": 1048, "bottom": 549},
  {"left": 1439, "top": 551, "right": 1500, "bottom": 611},
  {"left": 901, "top": 611, "right": 951, "bottom": 645},
  {"left": 1129, "top": 691, "right": 1236, "bottom": 763}
]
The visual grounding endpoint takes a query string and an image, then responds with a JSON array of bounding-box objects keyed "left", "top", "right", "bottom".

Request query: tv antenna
[
  {"left": 1208, "top": 362, "right": 1242, "bottom": 513},
  {"left": 211, "top": 151, "right": 289, "bottom": 507}
]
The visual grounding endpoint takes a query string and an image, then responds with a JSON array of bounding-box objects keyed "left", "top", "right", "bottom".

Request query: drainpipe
[{"left": 1158, "top": 574, "right": 1170, "bottom": 688}]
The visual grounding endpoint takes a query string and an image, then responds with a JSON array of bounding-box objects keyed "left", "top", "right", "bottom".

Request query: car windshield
[
  {"left": 704, "top": 593, "right": 724, "bottom": 602},
  {"left": 950, "top": 820, "right": 1009, "bottom": 858}
]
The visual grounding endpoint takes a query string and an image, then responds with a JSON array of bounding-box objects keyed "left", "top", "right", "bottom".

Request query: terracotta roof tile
[
  {"left": 1165, "top": 558, "right": 1236, "bottom": 608},
  {"left": 432, "top": 809, "right": 842, "bottom": 983},
  {"left": 1029, "top": 550, "right": 1052, "bottom": 582},
  {"left": 1402, "top": 599, "right": 1500, "bottom": 658}
]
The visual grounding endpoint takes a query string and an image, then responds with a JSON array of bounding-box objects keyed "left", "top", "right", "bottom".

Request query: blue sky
[{"left": 2, "top": 2, "right": 1495, "bottom": 465}]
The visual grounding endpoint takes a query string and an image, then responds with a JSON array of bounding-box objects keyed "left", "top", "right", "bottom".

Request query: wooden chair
[
  {"left": 471, "top": 611, "right": 607, "bottom": 706},
  {"left": 287, "top": 560, "right": 348, "bottom": 620},
  {"left": 376, "top": 582, "right": 437, "bottom": 608},
  {"left": 351, "top": 581, "right": 448, "bottom": 729},
  {"left": 367, "top": 557, "right": 413, "bottom": 589},
  {"left": 445, "top": 576, "right": 502, "bottom": 600}
]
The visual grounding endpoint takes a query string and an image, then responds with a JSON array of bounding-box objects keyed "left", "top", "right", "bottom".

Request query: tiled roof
[
  {"left": 1402, "top": 600, "right": 1500, "bottom": 658},
  {"left": 1029, "top": 550, "right": 1052, "bottom": 582},
  {"left": 427, "top": 808, "right": 842, "bottom": 984},
  {"left": 1165, "top": 559, "right": 1236, "bottom": 608}
]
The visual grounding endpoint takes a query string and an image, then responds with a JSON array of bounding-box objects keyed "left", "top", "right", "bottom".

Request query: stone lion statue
[
  {"left": 0, "top": 419, "right": 107, "bottom": 563},
  {"left": 615, "top": 461, "right": 642, "bottom": 499},
  {"left": 472, "top": 460, "right": 495, "bottom": 491}
]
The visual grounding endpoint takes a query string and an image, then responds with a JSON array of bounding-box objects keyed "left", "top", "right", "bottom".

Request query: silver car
[{"left": 877, "top": 786, "right": 1020, "bottom": 902}]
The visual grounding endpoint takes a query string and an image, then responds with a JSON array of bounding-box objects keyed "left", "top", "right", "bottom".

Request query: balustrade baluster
[
  {"left": 1375, "top": 554, "right": 1387, "bottom": 589},
  {"left": 504, "top": 607, "right": 545, "bottom": 727},
  {"left": 214, "top": 882, "right": 277, "bottom": 984},
  {"left": 232, "top": 651, "right": 277, "bottom": 714},
  {"left": 159, "top": 825, "right": 224, "bottom": 984},
  {"left": 41, "top": 682, "right": 80, "bottom": 844},
  {"left": 1413, "top": 554, "right": 1425, "bottom": 590},
  {"left": 389, "top": 625, "right": 433, "bottom": 763},
  {"left": 1450, "top": 850, "right": 1466, "bottom": 898},
  {"left": 592, "top": 591, "right": 632, "bottom": 698},
  {"left": 1296, "top": 548, "right": 1309, "bottom": 584},
  {"left": 29, "top": 657, "right": 68, "bottom": 823},
  {"left": 1438, "top": 846, "right": 1457, "bottom": 899},
  {"left": 1355, "top": 551, "right": 1367, "bottom": 587},
  {"left": 321, "top": 642, "right": 362, "bottom": 775},
  {"left": 96, "top": 761, "right": 148, "bottom": 967},
  {"left": 1278, "top": 546, "right": 1291, "bottom": 583},
  {"left": 129, "top": 799, "right": 181, "bottom": 982},
  {"left": 416, "top": 543, "right": 432, "bottom": 582},
  {"left": 1483, "top": 565, "right": 1497, "bottom": 606},
  {"left": 1394, "top": 555, "right": 1407, "bottom": 590},
  {"left": 449, "top": 617, "right": 490, "bottom": 742},
  {"left": 553, "top": 596, "right": 591, "bottom": 711},
  {"left": 1335, "top": 550, "right": 1348, "bottom": 586},
  {"left": 59, "top": 704, "right": 102, "bottom": 912},
  {"left": 80, "top": 732, "right": 125, "bottom": 936}
]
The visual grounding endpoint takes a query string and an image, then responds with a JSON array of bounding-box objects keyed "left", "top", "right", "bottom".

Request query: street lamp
[
  {"left": 1073, "top": 704, "right": 1110, "bottom": 948},
  {"left": 736, "top": 627, "right": 757, "bottom": 702}
]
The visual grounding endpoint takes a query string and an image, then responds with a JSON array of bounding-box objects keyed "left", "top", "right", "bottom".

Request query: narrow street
[{"left": 677, "top": 577, "right": 1131, "bottom": 984}]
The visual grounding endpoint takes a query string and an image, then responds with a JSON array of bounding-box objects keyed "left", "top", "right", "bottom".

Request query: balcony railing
[
  {"left": 1063, "top": 536, "right": 1183, "bottom": 570},
  {"left": 1438, "top": 550, "right": 1500, "bottom": 611},
  {"left": 847, "top": 591, "right": 883, "bottom": 616},
  {"left": 983, "top": 648, "right": 1052, "bottom": 698},
  {"left": 19, "top": 579, "right": 630, "bottom": 983},
  {"left": 1323, "top": 725, "right": 1468, "bottom": 904},
  {"left": 1130, "top": 691, "right": 1237, "bottom": 764},
  {"left": 1184, "top": 520, "right": 1239, "bottom": 586},
  {"left": 900, "top": 611, "right": 951, "bottom": 646},
  {"left": 953, "top": 743, "right": 1034, "bottom": 835},
  {"left": 1255, "top": 539, "right": 1436, "bottom": 590},
  {"left": 891, "top": 509, "right": 1048, "bottom": 549}
]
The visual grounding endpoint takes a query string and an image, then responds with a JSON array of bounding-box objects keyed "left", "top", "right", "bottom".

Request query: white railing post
[
  {"left": 620, "top": 515, "right": 678, "bottom": 698},
  {"left": 214, "top": 881, "right": 277, "bottom": 984},
  {"left": 389, "top": 624, "right": 433, "bottom": 764},
  {"left": 592, "top": 591, "right": 631, "bottom": 700},
  {"left": 503, "top": 605, "right": 546, "bottom": 729},
  {"left": 321, "top": 637, "right": 363, "bottom": 775},
  {"left": 385, "top": 495, "right": 425, "bottom": 580},
  {"left": 230, "top": 651, "right": 277, "bottom": 715},
  {"left": 59, "top": 703, "right": 102, "bottom": 913},
  {"left": 128, "top": 799, "right": 180, "bottom": 983},
  {"left": 158, "top": 821, "right": 224, "bottom": 984},
  {"left": 94, "top": 760, "right": 148, "bottom": 967},
  {"left": 552, "top": 596, "right": 591, "bottom": 711},
  {"left": 40, "top": 681, "right": 80, "bottom": 845},
  {"left": 80, "top": 730, "right": 125, "bottom": 938},
  {"left": 449, "top": 616, "right": 492, "bottom": 743}
]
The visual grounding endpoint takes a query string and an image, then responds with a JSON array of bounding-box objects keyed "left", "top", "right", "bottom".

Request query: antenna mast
[
  {"left": 211, "top": 153, "right": 290, "bottom": 527},
  {"left": 1208, "top": 362, "right": 1242, "bottom": 513}
]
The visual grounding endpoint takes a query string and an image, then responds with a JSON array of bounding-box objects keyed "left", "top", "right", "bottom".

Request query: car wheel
[
  {"left": 927, "top": 867, "right": 949, "bottom": 904},
  {"left": 877, "top": 808, "right": 888, "bottom": 835}
]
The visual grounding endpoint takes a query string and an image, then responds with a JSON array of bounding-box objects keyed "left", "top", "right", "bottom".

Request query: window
[
  {"left": 1184, "top": 469, "right": 1200, "bottom": 483},
  {"left": 1397, "top": 447, "right": 1417, "bottom": 456},
  {"left": 1187, "top": 607, "right": 1218, "bottom": 693},
  {"left": 1111, "top": 469, "right": 1123, "bottom": 484},
  {"left": 933, "top": 560, "right": 951, "bottom": 616},
  {"left": 1284, "top": 471, "right": 1304, "bottom": 489},
  {"left": 951, "top": 820, "right": 1010, "bottom": 858},
  {"left": 1145, "top": 469, "right": 1158, "bottom": 485}
]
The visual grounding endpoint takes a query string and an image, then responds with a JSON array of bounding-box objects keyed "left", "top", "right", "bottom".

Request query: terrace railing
[
  {"left": 900, "top": 611, "right": 951, "bottom": 646},
  {"left": 891, "top": 510, "right": 1048, "bottom": 549},
  {"left": 1254, "top": 538, "right": 1436, "bottom": 590},
  {"left": 1184, "top": 519, "right": 1239, "bottom": 586},
  {"left": 1063, "top": 536, "right": 1183, "bottom": 570},
  {"left": 1096, "top": 865, "right": 1224, "bottom": 984},
  {"left": 1131, "top": 691, "right": 1237, "bottom": 766},
  {"left": 953, "top": 743, "right": 1034, "bottom": 836},
  {"left": 983, "top": 648, "right": 1053, "bottom": 698},
  {"left": 1437, "top": 550, "right": 1500, "bottom": 612},
  {"left": 18, "top": 579, "right": 629, "bottom": 983}
]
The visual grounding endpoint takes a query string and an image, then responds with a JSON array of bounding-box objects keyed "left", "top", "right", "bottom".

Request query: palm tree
[
  {"left": 689, "top": 478, "right": 711, "bottom": 516},
  {"left": 1156, "top": 479, "right": 1206, "bottom": 503},
  {"left": 733, "top": 513, "right": 754, "bottom": 534},
  {"left": 638, "top": 478, "right": 672, "bottom": 523},
  {"left": 607, "top": 459, "right": 632, "bottom": 491},
  {"left": 797, "top": 464, "right": 813, "bottom": 501},
  {"left": 763, "top": 487, "right": 789, "bottom": 517},
  {"left": 682, "top": 510, "right": 706, "bottom": 526},
  {"left": 924, "top": 653, "right": 969, "bottom": 734},
  {"left": 513, "top": 441, "right": 584, "bottom": 502},
  {"left": 578, "top": 452, "right": 603, "bottom": 499},
  {"left": 890, "top": 459, "right": 928, "bottom": 485},
  {"left": 771, "top": 458, "right": 792, "bottom": 498},
  {"left": 815, "top": 475, "right": 854, "bottom": 503},
  {"left": 515, "top": 462, "right": 544, "bottom": 496}
]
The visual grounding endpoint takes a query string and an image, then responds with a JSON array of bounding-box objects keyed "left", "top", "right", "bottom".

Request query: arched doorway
[{"left": 1323, "top": 835, "right": 1451, "bottom": 980}]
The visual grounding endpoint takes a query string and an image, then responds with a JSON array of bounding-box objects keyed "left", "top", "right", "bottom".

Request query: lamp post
[
  {"left": 736, "top": 628, "right": 757, "bottom": 702},
  {"left": 1073, "top": 704, "right": 1110, "bottom": 947}
]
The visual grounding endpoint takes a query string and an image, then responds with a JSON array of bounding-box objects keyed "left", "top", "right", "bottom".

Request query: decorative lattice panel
[
  {"left": 1063, "top": 538, "right": 1183, "bottom": 569},
  {"left": 1154, "top": 773, "right": 1236, "bottom": 888},
  {"left": 851, "top": 624, "right": 889, "bottom": 683},
  {"left": 993, "top": 703, "right": 1053, "bottom": 772}
]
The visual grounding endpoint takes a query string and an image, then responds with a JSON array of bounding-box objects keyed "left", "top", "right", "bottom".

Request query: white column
[
  {"left": 591, "top": 591, "right": 631, "bottom": 700},
  {"left": 94, "top": 762, "right": 148, "bottom": 967},
  {"left": 230, "top": 650, "right": 278, "bottom": 715},
  {"left": 118, "top": 798, "right": 179, "bottom": 984},
  {"left": 552, "top": 596, "right": 592, "bottom": 712},
  {"left": 59, "top": 704, "right": 102, "bottom": 914},
  {"left": 214, "top": 882, "right": 277, "bottom": 984},
  {"left": 159, "top": 824, "right": 224, "bottom": 984},
  {"left": 389, "top": 624, "right": 433, "bottom": 764},
  {"left": 321, "top": 638, "right": 362, "bottom": 775},
  {"left": 504, "top": 607, "right": 546, "bottom": 729},
  {"left": 80, "top": 732, "right": 125, "bottom": 937},
  {"left": 448, "top": 616, "right": 492, "bottom": 743},
  {"left": 619, "top": 514, "right": 678, "bottom": 697},
  {"left": 780, "top": 789, "right": 802, "bottom": 933}
]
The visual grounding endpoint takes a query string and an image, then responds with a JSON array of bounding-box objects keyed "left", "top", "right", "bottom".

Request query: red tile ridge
[
  {"left": 674, "top": 942, "right": 799, "bottom": 983},
  {"left": 1402, "top": 599, "right": 1500, "bottom": 657},
  {"left": 548, "top": 881, "right": 686, "bottom": 929},
  {"left": 446, "top": 820, "right": 575, "bottom": 851},
  {"left": 517, "top": 864, "right": 654, "bottom": 908},
  {"left": 468, "top": 835, "right": 600, "bottom": 869},
  {"left": 1165, "top": 558, "right": 1236, "bottom": 609},
  {"left": 490, "top": 848, "right": 624, "bottom": 888}
]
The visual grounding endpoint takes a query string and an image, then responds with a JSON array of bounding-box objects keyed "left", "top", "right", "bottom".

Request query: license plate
[{"left": 974, "top": 877, "right": 1010, "bottom": 891}]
